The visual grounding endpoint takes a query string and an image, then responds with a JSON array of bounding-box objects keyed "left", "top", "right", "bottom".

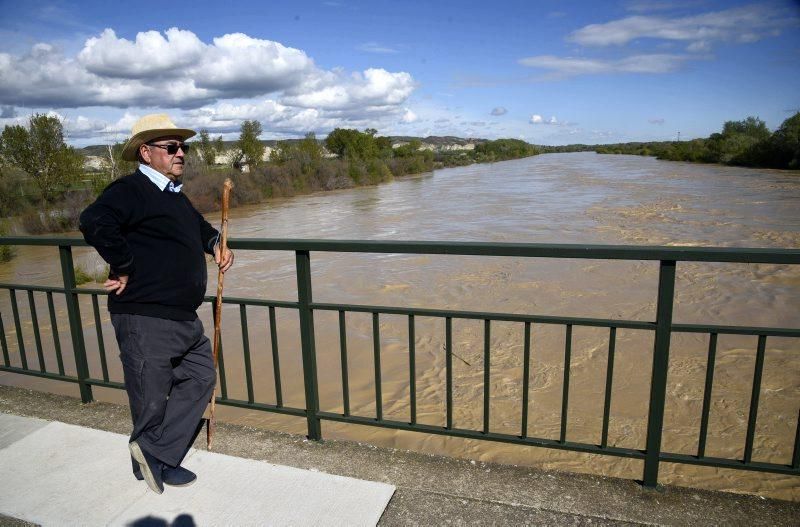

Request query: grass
[
  {"left": 0, "top": 219, "right": 15, "bottom": 262},
  {"left": 74, "top": 264, "right": 108, "bottom": 285}
]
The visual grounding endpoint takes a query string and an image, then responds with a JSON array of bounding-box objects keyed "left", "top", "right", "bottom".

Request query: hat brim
[{"left": 121, "top": 128, "right": 197, "bottom": 161}]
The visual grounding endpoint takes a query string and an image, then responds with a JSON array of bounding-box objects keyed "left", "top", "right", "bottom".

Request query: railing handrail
[
  {"left": 2, "top": 236, "right": 799, "bottom": 264},
  {"left": 1, "top": 235, "right": 798, "bottom": 489}
]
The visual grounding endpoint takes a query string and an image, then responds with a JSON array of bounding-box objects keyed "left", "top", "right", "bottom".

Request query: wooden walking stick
[{"left": 206, "top": 178, "right": 233, "bottom": 450}]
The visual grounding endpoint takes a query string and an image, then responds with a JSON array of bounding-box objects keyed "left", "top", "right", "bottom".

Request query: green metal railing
[{"left": 1, "top": 236, "right": 799, "bottom": 488}]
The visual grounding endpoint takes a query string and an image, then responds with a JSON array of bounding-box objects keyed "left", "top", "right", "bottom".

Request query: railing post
[
  {"left": 296, "top": 250, "right": 322, "bottom": 440},
  {"left": 643, "top": 260, "right": 676, "bottom": 488},
  {"left": 59, "top": 245, "right": 93, "bottom": 403}
]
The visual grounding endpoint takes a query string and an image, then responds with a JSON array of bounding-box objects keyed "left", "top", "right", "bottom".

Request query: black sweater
[{"left": 79, "top": 170, "right": 219, "bottom": 320}]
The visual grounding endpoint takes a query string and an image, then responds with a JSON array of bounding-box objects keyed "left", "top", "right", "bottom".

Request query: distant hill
[{"left": 81, "top": 145, "right": 111, "bottom": 156}]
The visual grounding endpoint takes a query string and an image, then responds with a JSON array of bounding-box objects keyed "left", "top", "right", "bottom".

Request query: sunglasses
[{"left": 147, "top": 142, "right": 191, "bottom": 155}]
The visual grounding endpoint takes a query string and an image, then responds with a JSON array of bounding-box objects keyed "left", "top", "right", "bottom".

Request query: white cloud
[
  {"left": 530, "top": 114, "right": 563, "bottom": 126},
  {"left": 648, "top": 117, "right": 665, "bottom": 125},
  {"left": 514, "top": 4, "right": 793, "bottom": 85},
  {"left": 491, "top": 107, "right": 507, "bottom": 116},
  {"left": 196, "top": 33, "right": 313, "bottom": 94},
  {"left": 78, "top": 28, "right": 205, "bottom": 79},
  {"left": 401, "top": 109, "right": 418, "bottom": 123},
  {"left": 183, "top": 100, "right": 336, "bottom": 135},
  {"left": 0, "top": 28, "right": 416, "bottom": 120},
  {"left": 282, "top": 68, "right": 415, "bottom": 111},
  {"left": 180, "top": 94, "right": 415, "bottom": 137},
  {"left": 568, "top": 4, "right": 795, "bottom": 50},
  {"left": 519, "top": 53, "right": 695, "bottom": 78}
]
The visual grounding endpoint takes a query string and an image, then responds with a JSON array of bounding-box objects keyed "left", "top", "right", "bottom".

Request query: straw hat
[{"left": 121, "top": 114, "right": 196, "bottom": 161}]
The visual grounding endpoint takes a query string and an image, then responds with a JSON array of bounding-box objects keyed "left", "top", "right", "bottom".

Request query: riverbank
[
  {"left": 0, "top": 139, "right": 540, "bottom": 235},
  {"left": 0, "top": 385, "right": 798, "bottom": 525},
  {"left": 550, "top": 112, "right": 800, "bottom": 171}
]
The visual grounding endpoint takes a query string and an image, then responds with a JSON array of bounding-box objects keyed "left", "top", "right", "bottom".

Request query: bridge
[{"left": 0, "top": 236, "right": 798, "bottom": 523}]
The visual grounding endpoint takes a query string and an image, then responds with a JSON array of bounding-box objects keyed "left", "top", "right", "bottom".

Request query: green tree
[
  {"left": 474, "top": 138, "right": 538, "bottom": 161},
  {"left": 297, "top": 132, "right": 324, "bottom": 166},
  {"left": 214, "top": 135, "right": 225, "bottom": 163},
  {"left": 393, "top": 139, "right": 422, "bottom": 158},
  {"left": 375, "top": 135, "right": 393, "bottom": 158},
  {"left": 769, "top": 112, "right": 800, "bottom": 169},
  {"left": 325, "top": 128, "right": 378, "bottom": 160},
  {"left": 715, "top": 116, "right": 771, "bottom": 165},
  {"left": 238, "top": 120, "right": 265, "bottom": 170},
  {"left": 721, "top": 116, "right": 771, "bottom": 140},
  {"left": 270, "top": 133, "right": 324, "bottom": 172},
  {"left": 0, "top": 114, "right": 84, "bottom": 202},
  {"left": 0, "top": 219, "right": 15, "bottom": 262},
  {"left": 197, "top": 129, "right": 216, "bottom": 166}
]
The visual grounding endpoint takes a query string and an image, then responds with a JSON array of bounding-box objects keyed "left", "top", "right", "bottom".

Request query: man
[{"left": 79, "top": 114, "right": 234, "bottom": 494}]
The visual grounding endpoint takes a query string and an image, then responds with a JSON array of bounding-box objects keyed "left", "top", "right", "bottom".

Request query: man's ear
[{"left": 139, "top": 143, "right": 151, "bottom": 163}]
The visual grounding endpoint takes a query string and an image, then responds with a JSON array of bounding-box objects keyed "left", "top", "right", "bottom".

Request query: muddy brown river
[{"left": 1, "top": 152, "right": 798, "bottom": 499}]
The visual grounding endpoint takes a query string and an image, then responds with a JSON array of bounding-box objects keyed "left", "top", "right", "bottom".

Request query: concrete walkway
[
  {"left": 0, "top": 413, "right": 394, "bottom": 526},
  {"left": 1, "top": 386, "right": 798, "bottom": 526}
]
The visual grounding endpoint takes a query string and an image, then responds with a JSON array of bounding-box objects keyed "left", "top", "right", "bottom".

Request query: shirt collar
[{"left": 139, "top": 164, "right": 183, "bottom": 193}]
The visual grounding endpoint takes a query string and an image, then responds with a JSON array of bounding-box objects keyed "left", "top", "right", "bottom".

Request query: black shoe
[
  {"left": 129, "top": 440, "right": 164, "bottom": 494},
  {"left": 163, "top": 465, "right": 197, "bottom": 487},
  {"left": 134, "top": 463, "right": 196, "bottom": 487}
]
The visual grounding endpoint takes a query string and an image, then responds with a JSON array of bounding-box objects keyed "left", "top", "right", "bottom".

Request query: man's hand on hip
[
  {"left": 105, "top": 275, "right": 129, "bottom": 295},
  {"left": 214, "top": 245, "right": 234, "bottom": 273}
]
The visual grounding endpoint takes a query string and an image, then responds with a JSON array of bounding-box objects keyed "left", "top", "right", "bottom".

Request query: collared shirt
[{"left": 138, "top": 163, "right": 183, "bottom": 193}]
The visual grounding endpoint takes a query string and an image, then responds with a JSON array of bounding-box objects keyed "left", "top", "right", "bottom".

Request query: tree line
[
  {"left": 3, "top": 110, "right": 795, "bottom": 231},
  {"left": 0, "top": 116, "right": 540, "bottom": 236},
  {"left": 595, "top": 112, "right": 800, "bottom": 169},
  {"left": 181, "top": 125, "right": 539, "bottom": 213}
]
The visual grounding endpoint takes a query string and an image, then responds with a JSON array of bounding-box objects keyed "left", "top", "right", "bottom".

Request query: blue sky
[{"left": 0, "top": 0, "right": 798, "bottom": 146}]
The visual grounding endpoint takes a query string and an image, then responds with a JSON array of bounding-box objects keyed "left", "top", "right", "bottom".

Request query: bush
[
  {"left": 0, "top": 166, "right": 39, "bottom": 217},
  {"left": 474, "top": 139, "right": 538, "bottom": 161},
  {"left": 348, "top": 161, "right": 367, "bottom": 185},
  {"left": 435, "top": 152, "right": 473, "bottom": 168},
  {"left": 90, "top": 173, "right": 114, "bottom": 196},
  {"left": 74, "top": 266, "right": 93, "bottom": 286},
  {"left": 315, "top": 159, "right": 354, "bottom": 190},
  {"left": 0, "top": 220, "right": 15, "bottom": 263},
  {"left": 182, "top": 158, "right": 265, "bottom": 214},
  {"left": 74, "top": 263, "right": 108, "bottom": 285},
  {"left": 21, "top": 208, "right": 69, "bottom": 234},
  {"left": 366, "top": 159, "right": 393, "bottom": 185}
]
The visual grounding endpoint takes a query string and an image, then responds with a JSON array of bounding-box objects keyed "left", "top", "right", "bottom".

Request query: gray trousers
[{"left": 111, "top": 313, "right": 215, "bottom": 468}]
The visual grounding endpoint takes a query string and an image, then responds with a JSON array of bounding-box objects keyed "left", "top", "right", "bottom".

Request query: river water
[{"left": 1, "top": 152, "right": 798, "bottom": 499}]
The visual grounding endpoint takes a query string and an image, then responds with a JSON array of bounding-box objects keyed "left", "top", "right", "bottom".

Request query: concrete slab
[
  {"left": 114, "top": 449, "right": 395, "bottom": 526},
  {"left": 0, "top": 421, "right": 149, "bottom": 525},
  {"left": 0, "top": 418, "right": 395, "bottom": 526},
  {"left": 0, "top": 413, "right": 49, "bottom": 449}
]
